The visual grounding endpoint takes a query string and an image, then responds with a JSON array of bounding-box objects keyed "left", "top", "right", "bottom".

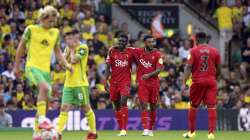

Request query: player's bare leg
[
  {"left": 82, "top": 105, "right": 97, "bottom": 140},
  {"left": 119, "top": 96, "right": 128, "bottom": 136},
  {"left": 33, "top": 83, "right": 51, "bottom": 140},
  {"left": 183, "top": 106, "right": 197, "bottom": 139},
  {"left": 207, "top": 105, "right": 216, "bottom": 139},
  {"left": 148, "top": 103, "right": 157, "bottom": 136},
  {"left": 113, "top": 100, "right": 126, "bottom": 136},
  {"left": 140, "top": 102, "right": 149, "bottom": 136}
]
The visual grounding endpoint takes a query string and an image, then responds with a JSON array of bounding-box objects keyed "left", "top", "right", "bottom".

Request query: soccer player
[
  {"left": 132, "top": 35, "right": 163, "bottom": 136},
  {"left": 13, "top": 6, "right": 71, "bottom": 140},
  {"left": 104, "top": 34, "right": 133, "bottom": 136},
  {"left": 182, "top": 32, "right": 221, "bottom": 139},
  {"left": 56, "top": 30, "right": 97, "bottom": 140}
]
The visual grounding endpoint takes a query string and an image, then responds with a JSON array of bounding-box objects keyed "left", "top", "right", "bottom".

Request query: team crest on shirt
[
  {"left": 41, "top": 39, "right": 49, "bottom": 47},
  {"left": 79, "top": 48, "right": 85, "bottom": 55}
]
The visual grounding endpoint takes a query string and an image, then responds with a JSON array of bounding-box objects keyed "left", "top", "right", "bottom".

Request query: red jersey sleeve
[
  {"left": 156, "top": 52, "right": 164, "bottom": 69},
  {"left": 187, "top": 49, "right": 194, "bottom": 65}
]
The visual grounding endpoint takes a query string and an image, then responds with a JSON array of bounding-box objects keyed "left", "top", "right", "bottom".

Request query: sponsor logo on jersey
[
  {"left": 115, "top": 59, "right": 128, "bottom": 67},
  {"left": 139, "top": 59, "right": 152, "bottom": 68}
]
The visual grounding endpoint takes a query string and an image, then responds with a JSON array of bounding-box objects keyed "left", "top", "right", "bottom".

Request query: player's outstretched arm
[
  {"left": 13, "top": 38, "right": 26, "bottom": 78},
  {"left": 104, "top": 64, "right": 111, "bottom": 92},
  {"left": 54, "top": 47, "right": 72, "bottom": 72}
]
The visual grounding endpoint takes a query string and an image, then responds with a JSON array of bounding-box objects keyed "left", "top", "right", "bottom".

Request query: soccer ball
[{"left": 41, "top": 129, "right": 58, "bottom": 140}]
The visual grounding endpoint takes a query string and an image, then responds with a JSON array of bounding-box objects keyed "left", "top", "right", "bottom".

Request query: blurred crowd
[{"left": 0, "top": 0, "right": 249, "bottom": 115}]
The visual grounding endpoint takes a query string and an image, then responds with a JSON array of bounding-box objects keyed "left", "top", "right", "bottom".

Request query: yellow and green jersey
[
  {"left": 23, "top": 24, "right": 60, "bottom": 73},
  {"left": 64, "top": 44, "right": 89, "bottom": 87}
]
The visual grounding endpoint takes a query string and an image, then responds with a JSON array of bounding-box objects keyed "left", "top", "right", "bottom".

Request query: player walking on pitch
[
  {"left": 182, "top": 32, "right": 221, "bottom": 139},
  {"left": 132, "top": 35, "right": 163, "bottom": 136},
  {"left": 104, "top": 34, "right": 133, "bottom": 136},
  {"left": 56, "top": 30, "right": 97, "bottom": 140},
  {"left": 13, "top": 5, "right": 71, "bottom": 140}
]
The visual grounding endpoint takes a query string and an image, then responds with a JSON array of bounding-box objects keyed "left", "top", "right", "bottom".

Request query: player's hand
[
  {"left": 13, "top": 65, "right": 21, "bottom": 78},
  {"left": 66, "top": 63, "right": 74, "bottom": 74},
  {"left": 104, "top": 82, "right": 110, "bottom": 93},
  {"left": 142, "top": 74, "right": 150, "bottom": 80},
  {"left": 181, "top": 84, "right": 189, "bottom": 93}
]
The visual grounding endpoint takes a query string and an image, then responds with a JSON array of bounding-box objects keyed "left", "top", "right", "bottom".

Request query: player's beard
[{"left": 145, "top": 45, "right": 153, "bottom": 51}]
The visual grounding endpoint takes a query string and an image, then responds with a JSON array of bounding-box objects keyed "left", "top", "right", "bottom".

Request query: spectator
[
  {"left": 0, "top": 17, "right": 10, "bottom": 35},
  {"left": 232, "top": 0, "right": 244, "bottom": 23},
  {"left": 0, "top": 81, "right": 11, "bottom": 103},
  {"left": 109, "top": 18, "right": 120, "bottom": 33},
  {"left": 93, "top": 33, "right": 105, "bottom": 54},
  {"left": 178, "top": 39, "right": 191, "bottom": 60},
  {"left": 22, "top": 98, "right": 36, "bottom": 111},
  {"left": 0, "top": 54, "right": 6, "bottom": 73},
  {"left": 14, "top": 83, "right": 24, "bottom": 103},
  {"left": 49, "top": 98, "right": 60, "bottom": 110},
  {"left": 97, "top": 97, "right": 107, "bottom": 110},
  {"left": 1, "top": 62, "right": 15, "bottom": 80},
  {"left": 243, "top": 0, "right": 250, "bottom": 28},
  {"left": 240, "top": 37, "right": 250, "bottom": 82},
  {"left": 0, "top": 102, "right": 13, "bottom": 128},
  {"left": 5, "top": 99, "right": 17, "bottom": 111},
  {"left": 82, "top": 23, "right": 94, "bottom": 41},
  {"left": 213, "top": 0, "right": 233, "bottom": 62},
  {"left": 9, "top": 4, "right": 25, "bottom": 21}
]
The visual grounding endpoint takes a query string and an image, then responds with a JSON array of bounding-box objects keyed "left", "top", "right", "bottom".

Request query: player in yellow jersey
[
  {"left": 13, "top": 5, "right": 71, "bottom": 140},
  {"left": 56, "top": 30, "right": 97, "bottom": 140}
]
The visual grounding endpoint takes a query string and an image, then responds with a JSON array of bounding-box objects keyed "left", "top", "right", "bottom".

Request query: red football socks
[
  {"left": 121, "top": 106, "right": 128, "bottom": 130},
  {"left": 149, "top": 111, "right": 156, "bottom": 130},
  {"left": 115, "top": 110, "right": 122, "bottom": 130},
  {"left": 188, "top": 108, "right": 197, "bottom": 133},
  {"left": 208, "top": 108, "right": 217, "bottom": 133},
  {"left": 141, "top": 110, "right": 148, "bottom": 130}
]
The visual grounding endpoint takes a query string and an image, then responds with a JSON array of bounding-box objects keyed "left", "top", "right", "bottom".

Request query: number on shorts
[{"left": 78, "top": 93, "right": 83, "bottom": 100}]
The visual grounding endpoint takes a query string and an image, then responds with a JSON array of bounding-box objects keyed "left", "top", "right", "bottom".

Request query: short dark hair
[
  {"left": 118, "top": 33, "right": 128, "bottom": 41},
  {"left": 196, "top": 32, "right": 207, "bottom": 44},
  {"left": 143, "top": 35, "right": 153, "bottom": 41}
]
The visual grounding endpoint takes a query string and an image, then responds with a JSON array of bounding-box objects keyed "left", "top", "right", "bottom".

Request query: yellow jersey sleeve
[{"left": 22, "top": 25, "right": 31, "bottom": 43}]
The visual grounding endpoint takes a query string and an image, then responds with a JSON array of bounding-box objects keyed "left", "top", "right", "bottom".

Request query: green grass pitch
[{"left": 0, "top": 129, "right": 249, "bottom": 140}]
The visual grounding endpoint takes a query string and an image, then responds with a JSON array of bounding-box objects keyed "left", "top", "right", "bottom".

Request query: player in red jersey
[
  {"left": 131, "top": 35, "right": 163, "bottom": 136},
  {"left": 182, "top": 32, "right": 221, "bottom": 139},
  {"left": 104, "top": 34, "right": 133, "bottom": 136}
]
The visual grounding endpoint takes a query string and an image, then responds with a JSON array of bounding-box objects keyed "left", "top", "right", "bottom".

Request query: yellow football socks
[
  {"left": 86, "top": 110, "right": 96, "bottom": 133},
  {"left": 37, "top": 101, "right": 46, "bottom": 118},
  {"left": 56, "top": 112, "right": 68, "bottom": 133}
]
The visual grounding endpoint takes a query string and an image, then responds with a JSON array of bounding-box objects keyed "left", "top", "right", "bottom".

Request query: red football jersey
[
  {"left": 106, "top": 47, "right": 134, "bottom": 85},
  {"left": 187, "top": 44, "right": 220, "bottom": 82},
  {"left": 131, "top": 48, "right": 163, "bottom": 87}
]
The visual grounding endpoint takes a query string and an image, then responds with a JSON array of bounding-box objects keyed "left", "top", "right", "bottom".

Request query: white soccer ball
[{"left": 41, "top": 129, "right": 58, "bottom": 140}]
